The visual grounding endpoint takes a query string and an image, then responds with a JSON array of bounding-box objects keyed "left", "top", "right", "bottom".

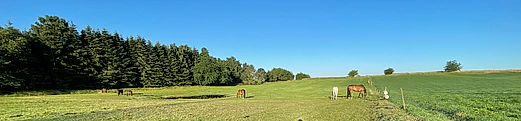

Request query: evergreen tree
[
  {"left": 193, "top": 47, "right": 218, "bottom": 86},
  {"left": 225, "top": 56, "right": 242, "bottom": 84},
  {"left": 1, "top": 15, "right": 295, "bottom": 92},
  {"left": 176, "top": 45, "right": 195, "bottom": 85},
  {"left": 28, "top": 15, "right": 79, "bottom": 89},
  {"left": 167, "top": 44, "right": 181, "bottom": 86},
  {"left": 0, "top": 22, "right": 32, "bottom": 90}
]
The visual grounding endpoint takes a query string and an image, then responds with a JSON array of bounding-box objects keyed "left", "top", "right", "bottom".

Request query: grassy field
[
  {"left": 371, "top": 72, "right": 521, "bottom": 120},
  {"left": 0, "top": 78, "right": 414, "bottom": 121},
  {"left": 1, "top": 71, "right": 519, "bottom": 121}
]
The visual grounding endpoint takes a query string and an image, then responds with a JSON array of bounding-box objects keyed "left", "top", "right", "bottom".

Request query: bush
[
  {"left": 295, "top": 72, "right": 311, "bottom": 80},
  {"left": 267, "top": 68, "right": 294, "bottom": 82},
  {"left": 348, "top": 70, "right": 359, "bottom": 77},
  {"left": 384, "top": 68, "right": 394, "bottom": 75},
  {"left": 444, "top": 60, "right": 462, "bottom": 72}
]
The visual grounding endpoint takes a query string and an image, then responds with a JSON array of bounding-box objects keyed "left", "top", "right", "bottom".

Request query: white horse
[
  {"left": 331, "top": 87, "right": 339, "bottom": 100},
  {"left": 383, "top": 87, "right": 389, "bottom": 100}
]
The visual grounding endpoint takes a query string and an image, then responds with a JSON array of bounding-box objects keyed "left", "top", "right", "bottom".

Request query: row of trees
[
  {"left": 347, "top": 60, "right": 463, "bottom": 77},
  {"left": 0, "top": 15, "right": 310, "bottom": 91}
]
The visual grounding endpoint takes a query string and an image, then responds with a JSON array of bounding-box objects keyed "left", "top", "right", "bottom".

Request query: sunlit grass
[
  {"left": 372, "top": 72, "right": 521, "bottom": 120},
  {"left": 1, "top": 78, "right": 415, "bottom": 121}
]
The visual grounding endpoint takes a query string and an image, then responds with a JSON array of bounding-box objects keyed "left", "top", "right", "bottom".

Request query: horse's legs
[
  {"left": 331, "top": 91, "right": 333, "bottom": 100},
  {"left": 333, "top": 93, "right": 336, "bottom": 100},
  {"left": 331, "top": 90, "right": 336, "bottom": 100},
  {"left": 347, "top": 90, "right": 351, "bottom": 99}
]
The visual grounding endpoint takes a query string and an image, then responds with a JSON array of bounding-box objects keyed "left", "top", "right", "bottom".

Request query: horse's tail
[
  {"left": 346, "top": 86, "right": 350, "bottom": 98},
  {"left": 244, "top": 89, "right": 246, "bottom": 97},
  {"left": 236, "top": 90, "right": 240, "bottom": 98}
]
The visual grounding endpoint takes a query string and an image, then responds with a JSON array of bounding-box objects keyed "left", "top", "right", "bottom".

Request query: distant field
[
  {"left": 371, "top": 72, "right": 521, "bottom": 120},
  {"left": 1, "top": 71, "right": 519, "bottom": 121}
]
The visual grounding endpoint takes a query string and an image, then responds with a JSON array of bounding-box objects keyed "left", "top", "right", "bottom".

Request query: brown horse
[
  {"left": 126, "top": 90, "right": 133, "bottom": 96},
  {"left": 101, "top": 88, "right": 108, "bottom": 93},
  {"left": 347, "top": 84, "right": 367, "bottom": 99},
  {"left": 236, "top": 89, "right": 246, "bottom": 99},
  {"left": 117, "top": 89, "right": 124, "bottom": 96}
]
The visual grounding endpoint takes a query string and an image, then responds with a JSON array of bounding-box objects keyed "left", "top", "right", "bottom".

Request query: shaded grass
[{"left": 1, "top": 90, "right": 100, "bottom": 97}]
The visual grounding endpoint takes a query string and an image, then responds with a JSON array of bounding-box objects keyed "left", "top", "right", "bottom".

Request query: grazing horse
[
  {"left": 126, "top": 90, "right": 133, "bottom": 96},
  {"left": 347, "top": 84, "right": 367, "bottom": 99},
  {"left": 117, "top": 89, "right": 124, "bottom": 96},
  {"left": 383, "top": 87, "right": 389, "bottom": 100},
  {"left": 331, "top": 87, "right": 339, "bottom": 100},
  {"left": 236, "top": 89, "right": 246, "bottom": 99},
  {"left": 101, "top": 88, "right": 108, "bottom": 93}
]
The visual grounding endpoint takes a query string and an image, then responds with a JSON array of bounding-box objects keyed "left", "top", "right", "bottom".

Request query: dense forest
[{"left": 0, "top": 15, "right": 307, "bottom": 92}]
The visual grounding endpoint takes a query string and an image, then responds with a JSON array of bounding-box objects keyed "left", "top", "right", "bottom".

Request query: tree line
[{"left": 0, "top": 15, "right": 309, "bottom": 92}]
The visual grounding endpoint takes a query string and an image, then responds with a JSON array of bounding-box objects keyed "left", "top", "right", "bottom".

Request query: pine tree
[
  {"left": 225, "top": 56, "right": 242, "bottom": 84},
  {"left": 167, "top": 44, "right": 180, "bottom": 86},
  {"left": 123, "top": 36, "right": 143, "bottom": 87},
  {"left": 176, "top": 45, "right": 194, "bottom": 85},
  {"left": 65, "top": 25, "right": 96, "bottom": 89},
  {"left": 0, "top": 21, "right": 32, "bottom": 90},
  {"left": 158, "top": 44, "right": 170, "bottom": 86},
  {"left": 193, "top": 47, "right": 217, "bottom": 86},
  {"left": 28, "top": 15, "right": 79, "bottom": 89}
]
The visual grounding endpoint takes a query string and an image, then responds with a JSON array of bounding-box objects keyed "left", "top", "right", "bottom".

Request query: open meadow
[
  {"left": 1, "top": 71, "right": 520, "bottom": 121},
  {"left": 371, "top": 71, "right": 521, "bottom": 120}
]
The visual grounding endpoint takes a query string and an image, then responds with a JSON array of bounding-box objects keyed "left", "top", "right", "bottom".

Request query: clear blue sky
[{"left": 3, "top": 0, "right": 521, "bottom": 77}]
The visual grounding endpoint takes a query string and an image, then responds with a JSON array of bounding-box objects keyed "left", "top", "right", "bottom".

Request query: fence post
[{"left": 400, "top": 88, "right": 406, "bottom": 110}]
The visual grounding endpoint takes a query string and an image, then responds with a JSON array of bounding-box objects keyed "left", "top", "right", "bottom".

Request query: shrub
[
  {"left": 384, "top": 68, "right": 394, "bottom": 75},
  {"left": 444, "top": 60, "right": 462, "bottom": 72},
  {"left": 348, "top": 70, "right": 359, "bottom": 77},
  {"left": 295, "top": 72, "right": 311, "bottom": 80}
]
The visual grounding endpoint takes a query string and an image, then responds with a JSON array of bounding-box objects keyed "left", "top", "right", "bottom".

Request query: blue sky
[{"left": 2, "top": 0, "right": 521, "bottom": 77}]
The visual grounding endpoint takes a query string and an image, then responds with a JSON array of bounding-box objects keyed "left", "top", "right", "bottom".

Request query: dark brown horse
[
  {"left": 347, "top": 84, "right": 367, "bottom": 99},
  {"left": 117, "top": 89, "right": 124, "bottom": 96},
  {"left": 126, "top": 90, "right": 133, "bottom": 96},
  {"left": 236, "top": 89, "right": 246, "bottom": 99},
  {"left": 101, "top": 88, "right": 108, "bottom": 93}
]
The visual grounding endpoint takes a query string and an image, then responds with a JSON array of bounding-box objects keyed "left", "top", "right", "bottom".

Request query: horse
[
  {"left": 126, "top": 90, "right": 133, "bottom": 96},
  {"left": 331, "top": 87, "right": 339, "bottom": 100},
  {"left": 236, "top": 89, "right": 246, "bottom": 99},
  {"left": 383, "top": 87, "right": 389, "bottom": 100},
  {"left": 117, "top": 89, "right": 124, "bottom": 96},
  {"left": 101, "top": 88, "right": 107, "bottom": 93},
  {"left": 347, "top": 84, "right": 367, "bottom": 99}
]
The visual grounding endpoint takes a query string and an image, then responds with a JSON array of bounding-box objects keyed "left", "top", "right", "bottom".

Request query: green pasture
[
  {"left": 371, "top": 72, "right": 521, "bottom": 120},
  {"left": 0, "top": 79, "right": 413, "bottom": 121},
  {"left": 1, "top": 72, "right": 520, "bottom": 121}
]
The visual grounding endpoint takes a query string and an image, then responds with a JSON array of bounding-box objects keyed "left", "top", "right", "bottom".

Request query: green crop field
[
  {"left": 1, "top": 71, "right": 520, "bottom": 121},
  {"left": 371, "top": 72, "right": 521, "bottom": 120}
]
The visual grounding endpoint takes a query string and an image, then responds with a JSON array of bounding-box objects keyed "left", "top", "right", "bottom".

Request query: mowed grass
[
  {"left": 371, "top": 72, "right": 521, "bottom": 120},
  {"left": 4, "top": 72, "right": 517, "bottom": 121},
  {"left": 0, "top": 79, "right": 415, "bottom": 121}
]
